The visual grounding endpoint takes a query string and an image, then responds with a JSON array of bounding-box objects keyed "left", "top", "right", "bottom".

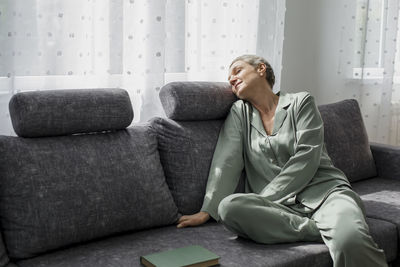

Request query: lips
[{"left": 234, "top": 81, "right": 242, "bottom": 90}]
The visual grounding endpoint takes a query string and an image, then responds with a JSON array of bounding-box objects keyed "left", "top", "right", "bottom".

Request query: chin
[
  {"left": 235, "top": 88, "right": 248, "bottom": 100},
  {"left": 235, "top": 92, "right": 247, "bottom": 100}
]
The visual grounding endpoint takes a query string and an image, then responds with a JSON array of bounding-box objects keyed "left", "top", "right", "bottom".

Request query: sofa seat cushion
[
  {"left": 352, "top": 177, "right": 400, "bottom": 234},
  {"left": 16, "top": 217, "right": 396, "bottom": 267},
  {"left": 0, "top": 125, "right": 178, "bottom": 260}
]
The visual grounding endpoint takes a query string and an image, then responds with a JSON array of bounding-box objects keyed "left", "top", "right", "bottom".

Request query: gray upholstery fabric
[
  {"left": 0, "top": 235, "right": 9, "bottom": 267},
  {"left": 9, "top": 88, "right": 133, "bottom": 137},
  {"left": 159, "top": 81, "right": 237, "bottom": 121},
  {"left": 352, "top": 177, "right": 400, "bottom": 241},
  {"left": 1, "top": 84, "right": 396, "bottom": 266},
  {"left": 318, "top": 99, "right": 377, "bottom": 182},
  {"left": 150, "top": 118, "right": 225, "bottom": 215},
  {"left": 151, "top": 118, "right": 245, "bottom": 215},
  {"left": 16, "top": 217, "right": 395, "bottom": 267},
  {"left": 0, "top": 124, "right": 178, "bottom": 260},
  {"left": 370, "top": 142, "right": 400, "bottom": 181},
  {"left": 366, "top": 217, "right": 398, "bottom": 263}
]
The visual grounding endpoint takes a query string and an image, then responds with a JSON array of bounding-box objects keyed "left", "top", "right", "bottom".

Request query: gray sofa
[{"left": 0, "top": 82, "right": 398, "bottom": 267}]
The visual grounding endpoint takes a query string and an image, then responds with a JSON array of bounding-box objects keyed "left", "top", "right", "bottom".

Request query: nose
[{"left": 229, "top": 75, "right": 237, "bottom": 87}]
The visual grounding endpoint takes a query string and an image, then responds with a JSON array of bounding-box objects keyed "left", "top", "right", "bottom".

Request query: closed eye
[{"left": 228, "top": 67, "right": 242, "bottom": 81}]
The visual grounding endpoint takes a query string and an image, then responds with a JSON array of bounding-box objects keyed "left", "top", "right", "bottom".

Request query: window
[{"left": 353, "top": 0, "right": 400, "bottom": 83}]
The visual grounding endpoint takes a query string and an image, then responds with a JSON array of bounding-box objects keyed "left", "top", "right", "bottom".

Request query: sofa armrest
[{"left": 370, "top": 141, "right": 400, "bottom": 181}]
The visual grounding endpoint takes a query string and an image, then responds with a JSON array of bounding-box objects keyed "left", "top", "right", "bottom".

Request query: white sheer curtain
[
  {"left": 184, "top": 0, "right": 285, "bottom": 92},
  {"left": 0, "top": 0, "right": 286, "bottom": 135},
  {"left": 337, "top": 0, "right": 400, "bottom": 145}
]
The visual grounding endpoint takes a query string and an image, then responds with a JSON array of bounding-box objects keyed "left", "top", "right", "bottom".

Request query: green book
[{"left": 140, "top": 245, "right": 220, "bottom": 267}]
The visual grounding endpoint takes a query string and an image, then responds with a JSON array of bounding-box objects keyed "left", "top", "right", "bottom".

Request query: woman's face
[{"left": 228, "top": 60, "right": 264, "bottom": 99}]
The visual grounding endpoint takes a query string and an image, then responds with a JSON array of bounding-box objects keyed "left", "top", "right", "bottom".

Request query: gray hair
[{"left": 230, "top": 54, "right": 275, "bottom": 88}]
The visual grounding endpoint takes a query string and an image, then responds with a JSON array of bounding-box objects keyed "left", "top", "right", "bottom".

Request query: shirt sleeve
[
  {"left": 200, "top": 107, "right": 244, "bottom": 221},
  {"left": 259, "top": 94, "right": 324, "bottom": 204}
]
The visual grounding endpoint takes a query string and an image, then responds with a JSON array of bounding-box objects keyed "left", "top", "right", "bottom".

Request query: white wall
[
  {"left": 281, "top": 0, "right": 360, "bottom": 105},
  {"left": 281, "top": 0, "right": 320, "bottom": 96}
]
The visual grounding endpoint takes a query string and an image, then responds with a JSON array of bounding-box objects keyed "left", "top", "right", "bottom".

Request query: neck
[{"left": 247, "top": 87, "right": 279, "bottom": 116}]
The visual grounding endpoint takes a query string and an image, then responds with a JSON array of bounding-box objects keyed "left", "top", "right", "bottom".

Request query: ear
[{"left": 257, "top": 63, "right": 267, "bottom": 76}]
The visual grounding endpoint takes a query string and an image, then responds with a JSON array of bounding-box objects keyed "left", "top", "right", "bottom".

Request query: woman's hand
[{"left": 176, "top": 211, "right": 210, "bottom": 228}]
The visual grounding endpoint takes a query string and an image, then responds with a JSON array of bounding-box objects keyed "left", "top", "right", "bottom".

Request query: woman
[{"left": 176, "top": 55, "right": 387, "bottom": 267}]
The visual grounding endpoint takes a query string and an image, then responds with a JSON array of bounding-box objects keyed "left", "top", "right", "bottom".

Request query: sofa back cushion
[
  {"left": 154, "top": 82, "right": 242, "bottom": 215},
  {"left": 0, "top": 236, "right": 9, "bottom": 267},
  {"left": 0, "top": 124, "right": 178, "bottom": 260},
  {"left": 151, "top": 118, "right": 246, "bottom": 215},
  {"left": 318, "top": 99, "right": 377, "bottom": 182},
  {"left": 150, "top": 119, "right": 222, "bottom": 215}
]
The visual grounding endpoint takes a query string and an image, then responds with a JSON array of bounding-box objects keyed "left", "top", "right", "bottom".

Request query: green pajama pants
[{"left": 217, "top": 187, "right": 388, "bottom": 267}]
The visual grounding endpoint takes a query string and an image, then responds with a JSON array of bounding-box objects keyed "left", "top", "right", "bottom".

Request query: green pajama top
[{"left": 200, "top": 91, "right": 351, "bottom": 221}]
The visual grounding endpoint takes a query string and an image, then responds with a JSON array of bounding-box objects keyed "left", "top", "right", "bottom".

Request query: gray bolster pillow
[
  {"left": 159, "top": 81, "right": 237, "bottom": 121},
  {"left": 9, "top": 88, "right": 133, "bottom": 137}
]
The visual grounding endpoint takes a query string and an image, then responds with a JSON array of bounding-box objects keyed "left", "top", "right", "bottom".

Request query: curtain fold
[
  {"left": 0, "top": 0, "right": 286, "bottom": 135},
  {"left": 335, "top": 0, "right": 400, "bottom": 145}
]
